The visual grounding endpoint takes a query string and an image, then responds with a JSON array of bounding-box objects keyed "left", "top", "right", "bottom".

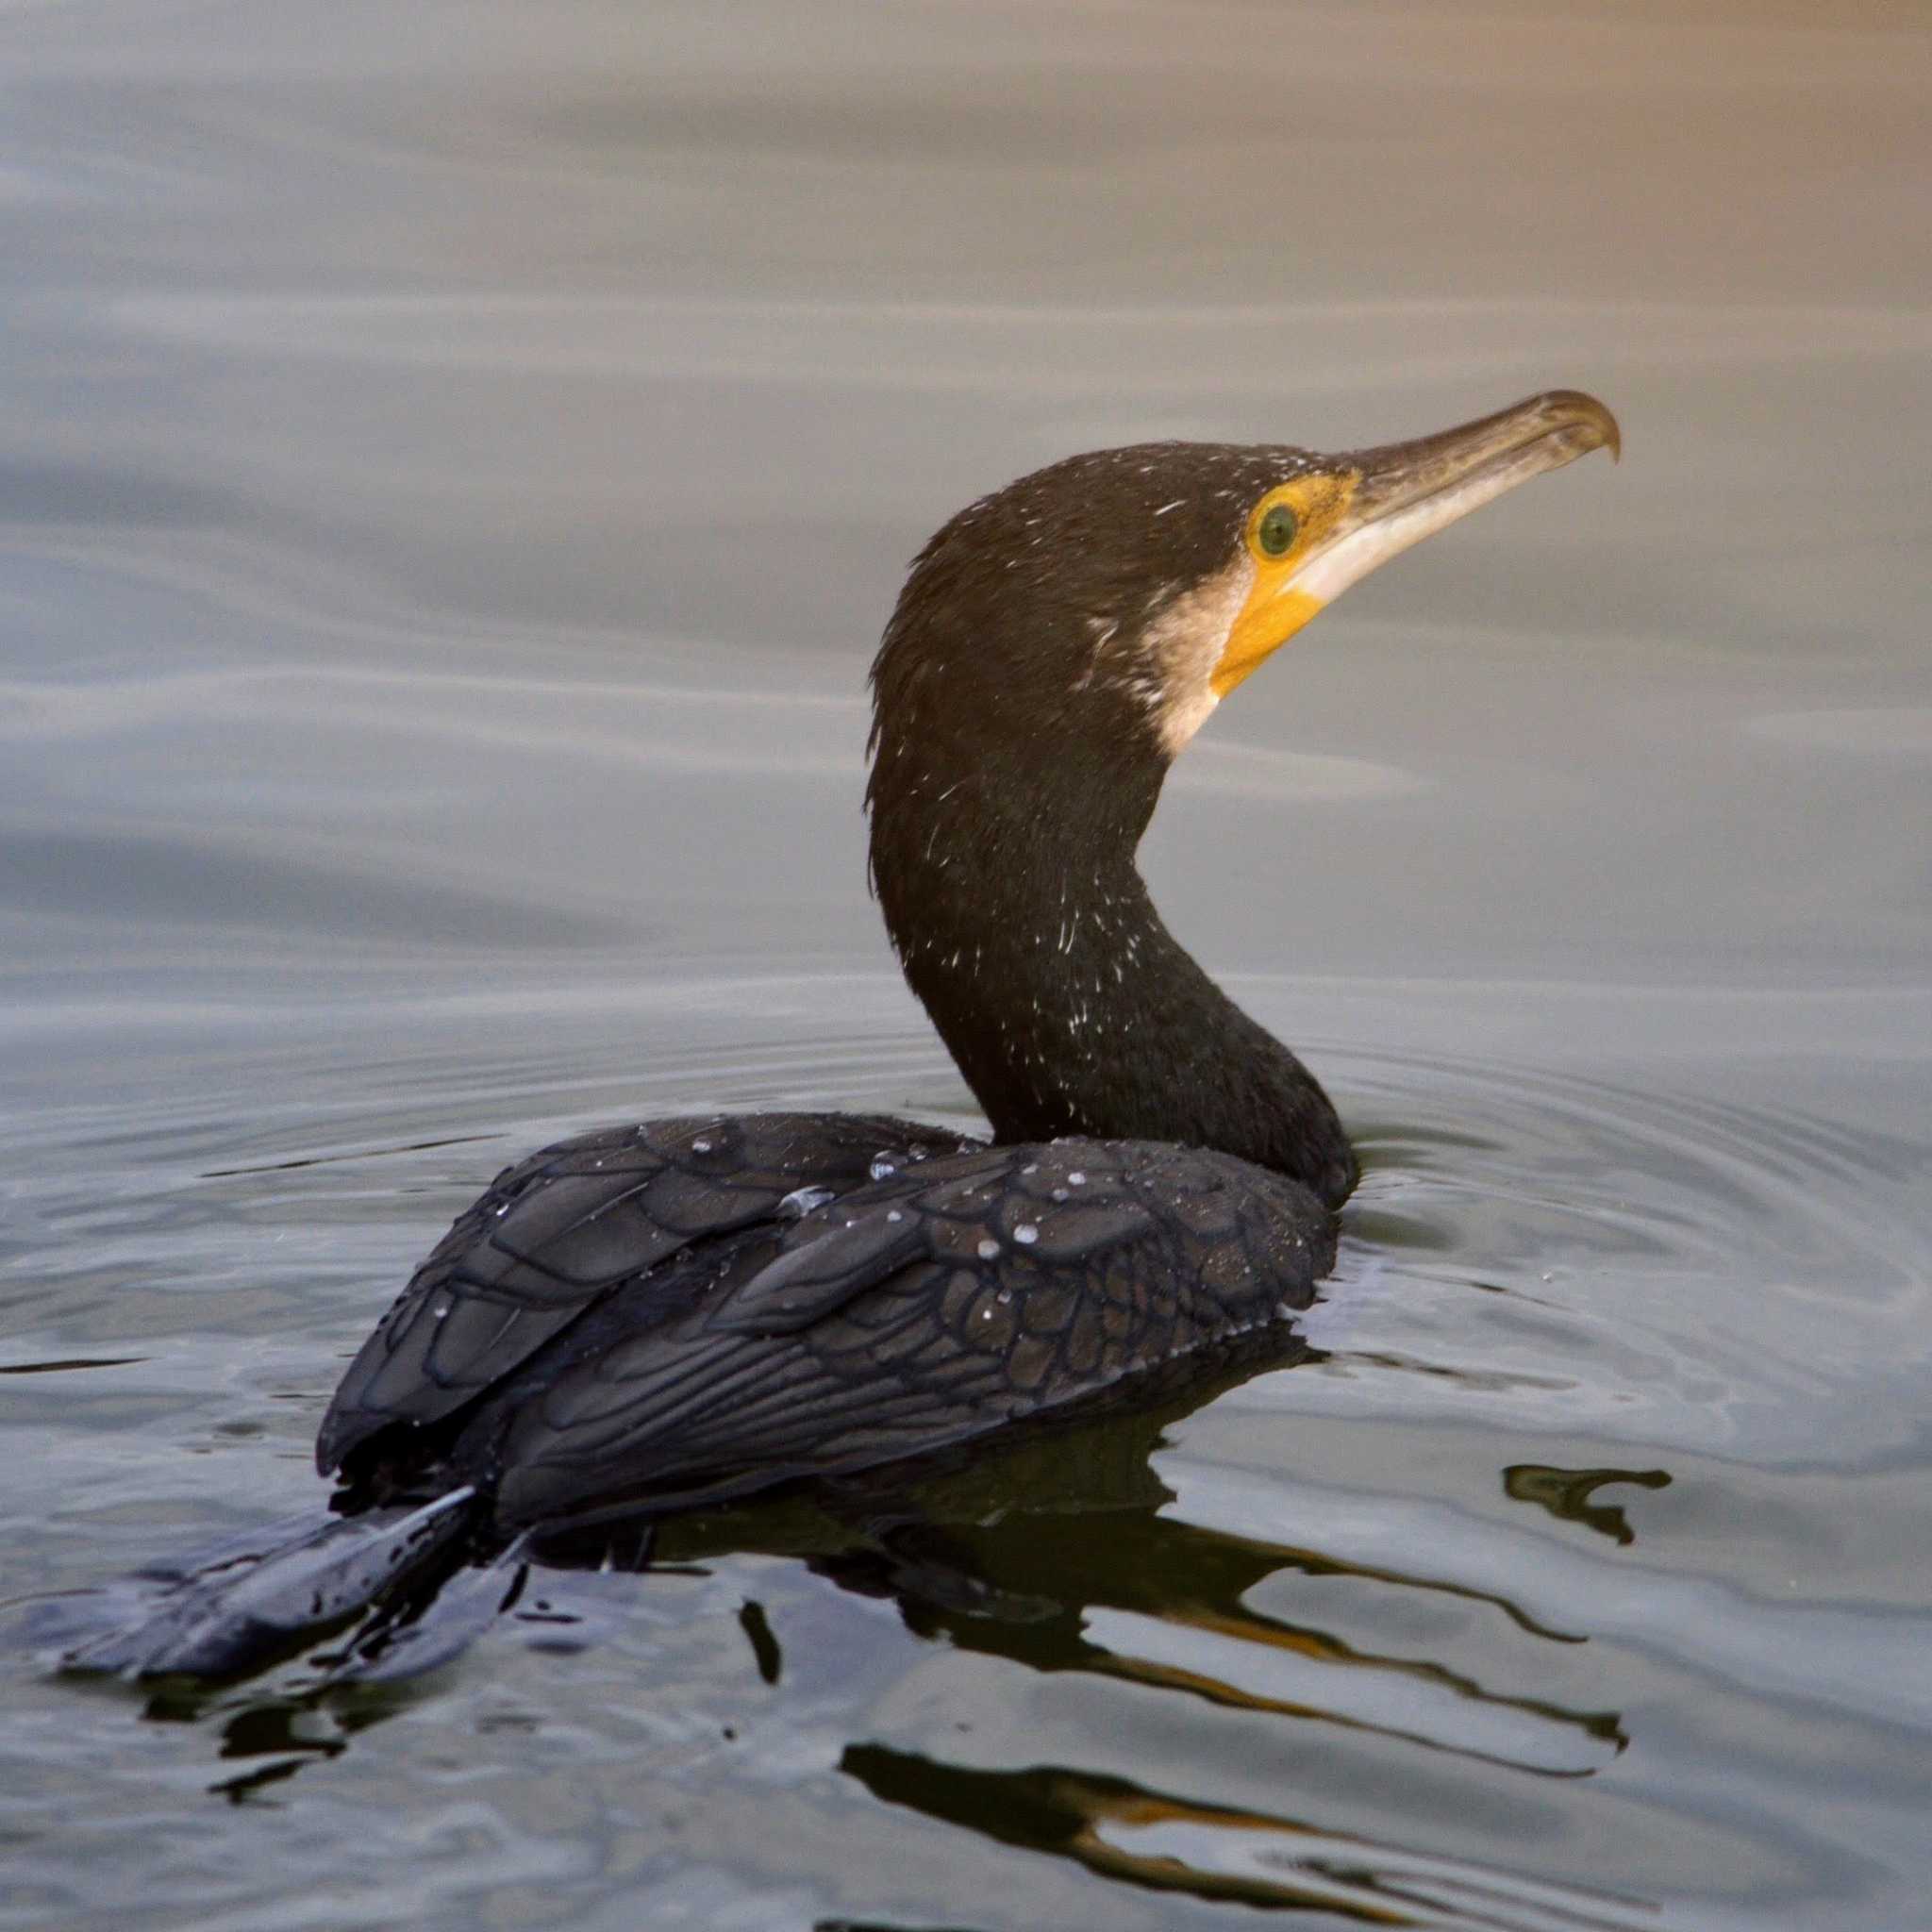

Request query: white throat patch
[{"left": 1138, "top": 552, "right": 1257, "bottom": 758}]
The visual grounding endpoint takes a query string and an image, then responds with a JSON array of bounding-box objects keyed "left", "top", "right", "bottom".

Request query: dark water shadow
[
  {"left": 43, "top": 1331, "right": 1638, "bottom": 1841},
  {"left": 839, "top": 1743, "right": 1658, "bottom": 1929},
  {"left": 536, "top": 1375, "right": 1651, "bottom": 1927},
  {"left": 534, "top": 1372, "right": 1630, "bottom": 1786},
  {"left": 1501, "top": 1466, "right": 1672, "bottom": 1548}
]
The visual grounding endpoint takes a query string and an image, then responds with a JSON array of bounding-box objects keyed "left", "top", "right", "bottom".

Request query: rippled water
[{"left": 4, "top": 3, "right": 1930, "bottom": 1929}]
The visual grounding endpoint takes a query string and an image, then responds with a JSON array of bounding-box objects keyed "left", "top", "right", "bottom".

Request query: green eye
[{"left": 1256, "top": 502, "right": 1298, "bottom": 558}]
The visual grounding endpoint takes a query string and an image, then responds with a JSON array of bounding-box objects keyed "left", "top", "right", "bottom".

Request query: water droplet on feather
[{"left": 780, "top": 1186, "right": 837, "bottom": 1218}]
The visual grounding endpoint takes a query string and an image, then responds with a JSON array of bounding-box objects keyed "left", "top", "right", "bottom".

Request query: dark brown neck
[{"left": 866, "top": 749, "right": 1357, "bottom": 1209}]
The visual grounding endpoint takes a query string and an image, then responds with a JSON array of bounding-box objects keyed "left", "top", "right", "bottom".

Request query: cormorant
[{"left": 68, "top": 390, "right": 1617, "bottom": 1676}]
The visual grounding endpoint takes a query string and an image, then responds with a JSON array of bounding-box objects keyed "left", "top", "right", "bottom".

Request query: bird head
[{"left": 869, "top": 391, "right": 1619, "bottom": 813}]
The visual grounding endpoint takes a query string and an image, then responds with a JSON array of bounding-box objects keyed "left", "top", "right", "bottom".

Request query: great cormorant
[{"left": 68, "top": 390, "right": 1618, "bottom": 1676}]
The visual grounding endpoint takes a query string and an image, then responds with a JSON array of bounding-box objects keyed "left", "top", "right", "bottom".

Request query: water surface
[{"left": 3, "top": 4, "right": 1930, "bottom": 1928}]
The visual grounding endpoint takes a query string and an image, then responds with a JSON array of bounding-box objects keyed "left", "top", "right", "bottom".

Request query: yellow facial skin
[
  {"left": 1207, "top": 391, "right": 1620, "bottom": 706},
  {"left": 1212, "top": 472, "right": 1360, "bottom": 698}
]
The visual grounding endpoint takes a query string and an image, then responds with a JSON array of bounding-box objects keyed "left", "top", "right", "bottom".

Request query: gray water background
[{"left": 3, "top": 2, "right": 1930, "bottom": 1927}]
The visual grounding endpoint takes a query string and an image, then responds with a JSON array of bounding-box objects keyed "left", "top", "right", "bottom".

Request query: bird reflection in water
[{"left": 122, "top": 1381, "right": 1656, "bottom": 1928}]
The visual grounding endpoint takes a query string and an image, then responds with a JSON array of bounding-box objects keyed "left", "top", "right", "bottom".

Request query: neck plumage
[{"left": 867, "top": 745, "right": 1357, "bottom": 1210}]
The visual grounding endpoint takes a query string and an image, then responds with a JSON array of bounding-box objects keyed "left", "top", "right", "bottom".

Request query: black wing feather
[
  {"left": 457, "top": 1137, "right": 1331, "bottom": 1529},
  {"left": 317, "top": 1111, "right": 971, "bottom": 1474}
]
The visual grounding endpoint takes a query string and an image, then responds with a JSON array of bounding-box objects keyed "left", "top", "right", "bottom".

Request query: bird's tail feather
[
  {"left": 321, "top": 1530, "right": 532, "bottom": 1684},
  {"left": 60, "top": 1488, "right": 480, "bottom": 1680}
]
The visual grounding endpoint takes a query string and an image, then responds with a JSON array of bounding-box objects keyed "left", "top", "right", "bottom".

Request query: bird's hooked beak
[{"left": 1213, "top": 390, "right": 1621, "bottom": 698}]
